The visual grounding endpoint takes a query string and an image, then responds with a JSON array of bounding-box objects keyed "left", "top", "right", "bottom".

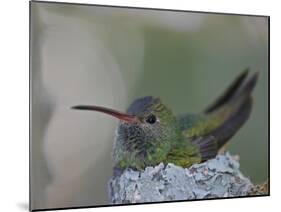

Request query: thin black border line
[
  {"left": 30, "top": 0, "right": 269, "bottom": 18},
  {"left": 29, "top": 1, "right": 32, "bottom": 211},
  {"left": 267, "top": 16, "right": 270, "bottom": 196},
  {"left": 29, "top": 1, "right": 270, "bottom": 211},
  {"left": 32, "top": 195, "right": 269, "bottom": 212}
]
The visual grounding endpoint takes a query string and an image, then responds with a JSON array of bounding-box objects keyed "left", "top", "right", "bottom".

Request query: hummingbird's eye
[{"left": 145, "top": 114, "right": 157, "bottom": 124}]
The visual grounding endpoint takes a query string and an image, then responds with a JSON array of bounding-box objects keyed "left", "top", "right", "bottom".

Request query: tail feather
[
  {"left": 194, "top": 98, "right": 254, "bottom": 161},
  {"left": 211, "top": 71, "right": 259, "bottom": 149},
  {"left": 207, "top": 71, "right": 258, "bottom": 117},
  {"left": 212, "top": 98, "right": 253, "bottom": 149},
  {"left": 192, "top": 70, "right": 258, "bottom": 161},
  {"left": 205, "top": 68, "right": 250, "bottom": 113}
]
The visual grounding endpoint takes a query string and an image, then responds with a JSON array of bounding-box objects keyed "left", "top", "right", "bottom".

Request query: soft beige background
[{"left": 30, "top": 2, "right": 268, "bottom": 210}]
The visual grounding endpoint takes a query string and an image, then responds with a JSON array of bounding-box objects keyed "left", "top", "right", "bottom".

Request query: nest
[{"left": 108, "top": 152, "right": 255, "bottom": 204}]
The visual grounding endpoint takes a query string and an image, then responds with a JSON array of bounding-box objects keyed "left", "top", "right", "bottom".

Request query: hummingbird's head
[
  {"left": 72, "top": 96, "right": 180, "bottom": 170},
  {"left": 119, "top": 96, "right": 179, "bottom": 151}
]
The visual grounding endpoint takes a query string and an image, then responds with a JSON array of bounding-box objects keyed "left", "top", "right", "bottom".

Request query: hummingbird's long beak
[{"left": 71, "top": 105, "right": 138, "bottom": 123}]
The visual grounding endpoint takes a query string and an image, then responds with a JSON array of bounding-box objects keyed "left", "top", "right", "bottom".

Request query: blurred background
[{"left": 30, "top": 2, "right": 268, "bottom": 210}]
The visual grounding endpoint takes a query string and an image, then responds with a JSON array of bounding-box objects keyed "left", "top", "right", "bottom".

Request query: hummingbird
[{"left": 72, "top": 69, "right": 258, "bottom": 171}]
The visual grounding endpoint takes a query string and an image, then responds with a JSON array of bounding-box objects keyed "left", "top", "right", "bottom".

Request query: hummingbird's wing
[{"left": 179, "top": 70, "right": 258, "bottom": 161}]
